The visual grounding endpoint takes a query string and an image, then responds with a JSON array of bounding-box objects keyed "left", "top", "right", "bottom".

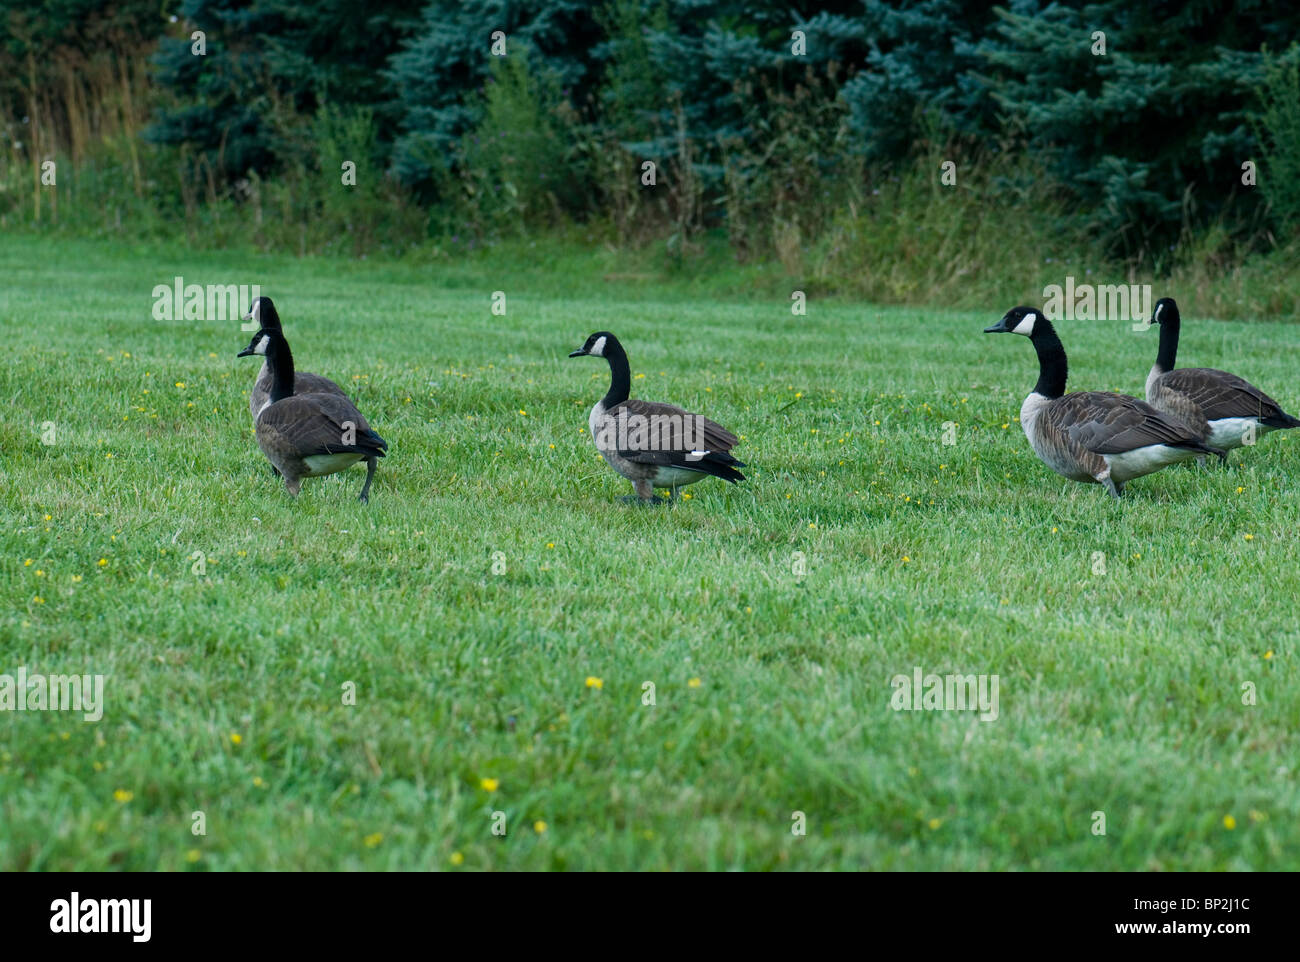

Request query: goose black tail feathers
[
  {"left": 325, "top": 430, "right": 388, "bottom": 459},
  {"left": 687, "top": 453, "right": 746, "bottom": 484},
  {"left": 1262, "top": 412, "right": 1300, "bottom": 430}
]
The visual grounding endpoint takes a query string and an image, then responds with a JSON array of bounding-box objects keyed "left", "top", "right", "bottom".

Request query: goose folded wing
[
  {"left": 604, "top": 399, "right": 742, "bottom": 466},
  {"left": 1053, "top": 391, "right": 1199, "bottom": 453},
  {"left": 1160, "top": 368, "right": 1285, "bottom": 421},
  {"left": 258, "top": 394, "right": 386, "bottom": 455}
]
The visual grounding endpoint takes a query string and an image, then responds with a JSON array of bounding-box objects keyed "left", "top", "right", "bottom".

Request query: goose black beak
[
  {"left": 983, "top": 318, "right": 1011, "bottom": 333},
  {"left": 237, "top": 347, "right": 254, "bottom": 357},
  {"left": 568, "top": 348, "right": 588, "bottom": 358}
]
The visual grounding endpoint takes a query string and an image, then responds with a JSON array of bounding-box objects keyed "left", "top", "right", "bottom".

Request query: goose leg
[
  {"left": 358, "top": 456, "right": 377, "bottom": 503},
  {"left": 621, "top": 479, "right": 665, "bottom": 504},
  {"left": 1101, "top": 476, "right": 1123, "bottom": 499},
  {"left": 1208, "top": 445, "right": 1229, "bottom": 466}
]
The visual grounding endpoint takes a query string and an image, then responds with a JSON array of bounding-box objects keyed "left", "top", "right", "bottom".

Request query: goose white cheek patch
[
  {"left": 589, "top": 336, "right": 607, "bottom": 357},
  {"left": 253, "top": 337, "right": 269, "bottom": 356},
  {"left": 1012, "top": 312, "right": 1037, "bottom": 336}
]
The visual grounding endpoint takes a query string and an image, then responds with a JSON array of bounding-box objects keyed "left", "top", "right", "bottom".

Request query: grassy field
[{"left": 1, "top": 233, "right": 1297, "bottom": 871}]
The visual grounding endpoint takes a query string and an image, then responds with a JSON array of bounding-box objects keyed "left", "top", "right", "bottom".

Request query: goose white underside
[
  {"left": 302, "top": 453, "right": 365, "bottom": 476},
  {"left": 1207, "top": 417, "right": 1264, "bottom": 450},
  {"left": 649, "top": 466, "right": 708, "bottom": 488},
  {"left": 1103, "top": 444, "right": 1198, "bottom": 483}
]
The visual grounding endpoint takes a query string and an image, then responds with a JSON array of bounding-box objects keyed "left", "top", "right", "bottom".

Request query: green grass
[{"left": 1, "top": 234, "right": 1297, "bottom": 871}]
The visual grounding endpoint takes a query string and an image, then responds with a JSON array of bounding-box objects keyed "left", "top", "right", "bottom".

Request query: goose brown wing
[
  {"left": 257, "top": 393, "right": 386, "bottom": 456},
  {"left": 603, "top": 399, "right": 742, "bottom": 466},
  {"left": 1050, "top": 391, "right": 1200, "bottom": 454},
  {"left": 1159, "top": 368, "right": 1286, "bottom": 421}
]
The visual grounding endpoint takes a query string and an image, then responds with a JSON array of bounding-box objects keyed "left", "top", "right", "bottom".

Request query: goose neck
[
  {"left": 601, "top": 338, "right": 631, "bottom": 407},
  {"left": 267, "top": 337, "right": 295, "bottom": 405},
  {"left": 1028, "top": 321, "right": 1068, "bottom": 400},
  {"left": 1155, "top": 312, "right": 1179, "bottom": 373}
]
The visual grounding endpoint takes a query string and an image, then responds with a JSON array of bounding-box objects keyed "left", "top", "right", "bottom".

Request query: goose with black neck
[
  {"left": 1143, "top": 296, "right": 1300, "bottom": 458},
  {"left": 984, "top": 306, "right": 1224, "bottom": 498},
  {"left": 568, "top": 331, "right": 746, "bottom": 503},
  {"left": 238, "top": 327, "right": 388, "bottom": 502}
]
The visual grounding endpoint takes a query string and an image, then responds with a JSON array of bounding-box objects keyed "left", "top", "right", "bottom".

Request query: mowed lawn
[{"left": 1, "top": 234, "right": 1297, "bottom": 871}]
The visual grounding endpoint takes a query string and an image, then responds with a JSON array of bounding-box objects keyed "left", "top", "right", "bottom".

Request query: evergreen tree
[{"left": 146, "top": 0, "right": 424, "bottom": 180}]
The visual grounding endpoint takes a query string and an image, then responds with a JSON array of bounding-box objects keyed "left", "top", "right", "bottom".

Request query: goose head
[
  {"left": 242, "top": 297, "right": 282, "bottom": 331},
  {"left": 237, "top": 328, "right": 280, "bottom": 358},
  {"left": 1149, "top": 297, "right": 1179, "bottom": 326},
  {"left": 984, "top": 306, "right": 1041, "bottom": 337},
  {"left": 568, "top": 331, "right": 616, "bottom": 358}
]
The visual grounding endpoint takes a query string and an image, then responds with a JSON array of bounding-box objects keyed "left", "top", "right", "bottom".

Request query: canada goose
[
  {"left": 568, "top": 331, "right": 746, "bottom": 502},
  {"left": 237, "top": 328, "right": 388, "bottom": 502},
  {"left": 243, "top": 297, "right": 349, "bottom": 423},
  {"left": 984, "top": 307, "right": 1224, "bottom": 498},
  {"left": 1144, "top": 297, "right": 1300, "bottom": 457}
]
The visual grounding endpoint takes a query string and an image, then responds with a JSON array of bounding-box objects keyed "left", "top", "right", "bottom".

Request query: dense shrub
[{"left": 5, "top": 0, "right": 1300, "bottom": 271}]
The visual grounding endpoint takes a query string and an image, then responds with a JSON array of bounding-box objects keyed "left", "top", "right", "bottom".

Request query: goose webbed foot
[{"left": 620, "top": 494, "right": 666, "bottom": 505}]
